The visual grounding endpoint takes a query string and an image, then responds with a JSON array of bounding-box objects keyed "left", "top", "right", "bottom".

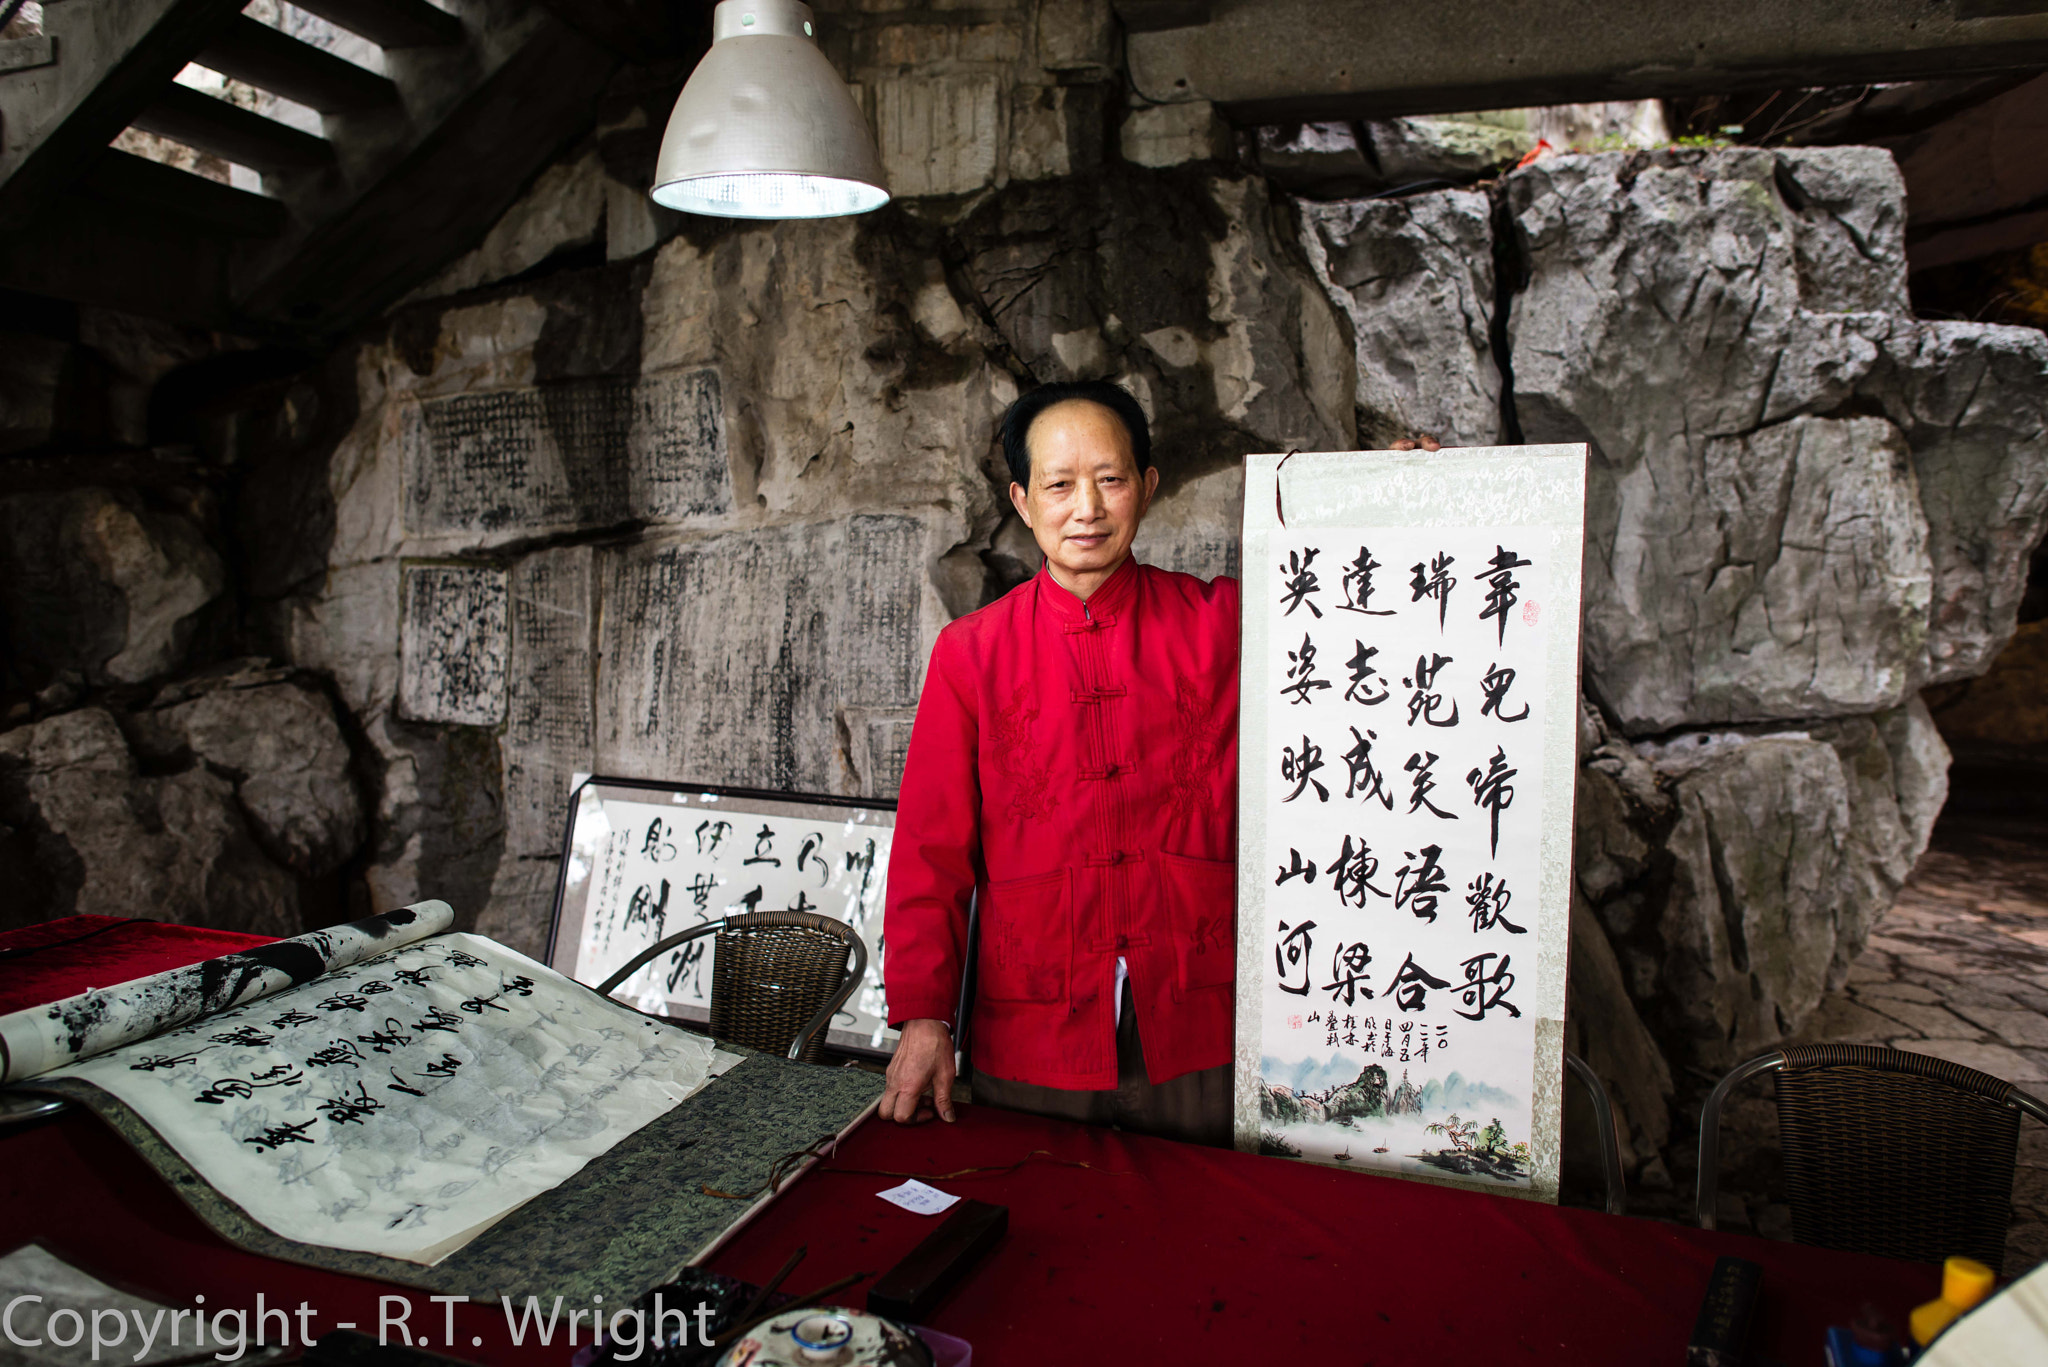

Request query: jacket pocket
[
  {"left": 978, "top": 868, "right": 1071, "bottom": 1004},
  {"left": 1158, "top": 851, "right": 1236, "bottom": 992}
]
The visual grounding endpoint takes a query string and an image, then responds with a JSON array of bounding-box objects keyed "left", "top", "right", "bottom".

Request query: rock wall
[
  {"left": 251, "top": 155, "right": 1353, "bottom": 955},
  {"left": 0, "top": 663, "right": 364, "bottom": 937}
]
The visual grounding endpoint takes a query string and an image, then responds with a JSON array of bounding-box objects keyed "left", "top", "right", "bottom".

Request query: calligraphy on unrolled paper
[{"left": 40, "top": 934, "right": 726, "bottom": 1264}]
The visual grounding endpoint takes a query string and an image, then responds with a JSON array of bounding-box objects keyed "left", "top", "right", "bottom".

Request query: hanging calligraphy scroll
[
  {"left": 1235, "top": 446, "right": 1587, "bottom": 1201},
  {"left": 548, "top": 777, "right": 898, "bottom": 1054}
]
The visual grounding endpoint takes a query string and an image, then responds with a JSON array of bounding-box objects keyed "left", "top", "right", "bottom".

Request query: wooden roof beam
[
  {"left": 128, "top": 84, "right": 337, "bottom": 174},
  {"left": 196, "top": 16, "right": 400, "bottom": 114}
]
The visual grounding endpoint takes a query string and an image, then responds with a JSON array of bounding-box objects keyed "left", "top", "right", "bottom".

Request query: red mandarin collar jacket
[{"left": 883, "top": 556, "right": 1241, "bottom": 1090}]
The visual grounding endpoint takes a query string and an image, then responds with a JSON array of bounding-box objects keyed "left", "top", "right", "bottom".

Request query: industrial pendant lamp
[{"left": 651, "top": 0, "right": 889, "bottom": 219}]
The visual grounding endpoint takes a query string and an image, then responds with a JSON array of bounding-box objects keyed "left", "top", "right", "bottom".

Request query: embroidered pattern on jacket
[
  {"left": 992, "top": 684, "right": 1054, "bottom": 821},
  {"left": 1169, "top": 676, "right": 1222, "bottom": 820}
]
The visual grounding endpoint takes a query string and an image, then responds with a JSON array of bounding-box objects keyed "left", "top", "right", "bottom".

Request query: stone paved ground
[{"left": 1686, "top": 825, "right": 2048, "bottom": 1274}]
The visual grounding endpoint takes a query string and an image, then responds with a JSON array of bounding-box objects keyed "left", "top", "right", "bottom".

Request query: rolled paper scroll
[{"left": 0, "top": 901, "right": 453, "bottom": 1084}]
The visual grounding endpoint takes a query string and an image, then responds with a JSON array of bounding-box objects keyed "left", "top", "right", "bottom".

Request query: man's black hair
[{"left": 999, "top": 380, "right": 1152, "bottom": 487}]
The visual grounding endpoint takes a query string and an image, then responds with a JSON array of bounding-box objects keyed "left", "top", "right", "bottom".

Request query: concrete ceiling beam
[{"left": 1126, "top": 0, "right": 2048, "bottom": 123}]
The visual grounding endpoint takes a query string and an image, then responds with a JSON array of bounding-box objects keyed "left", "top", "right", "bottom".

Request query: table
[
  {"left": 1, "top": 917, "right": 1942, "bottom": 1365},
  {"left": 0, "top": 915, "right": 275, "bottom": 1015}
]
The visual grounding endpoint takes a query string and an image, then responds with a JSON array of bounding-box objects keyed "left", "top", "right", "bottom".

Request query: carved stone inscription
[
  {"left": 596, "top": 515, "right": 925, "bottom": 793},
  {"left": 503, "top": 548, "right": 592, "bottom": 858},
  {"left": 400, "top": 565, "right": 509, "bottom": 727},
  {"left": 404, "top": 368, "right": 730, "bottom": 536}
]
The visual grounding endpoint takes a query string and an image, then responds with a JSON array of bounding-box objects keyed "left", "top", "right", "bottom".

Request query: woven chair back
[
  {"left": 1774, "top": 1044, "right": 2020, "bottom": 1271},
  {"left": 706, "top": 910, "right": 860, "bottom": 1063}
]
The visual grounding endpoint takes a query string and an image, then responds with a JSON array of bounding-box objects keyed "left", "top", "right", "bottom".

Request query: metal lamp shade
[{"left": 651, "top": 0, "right": 889, "bottom": 219}]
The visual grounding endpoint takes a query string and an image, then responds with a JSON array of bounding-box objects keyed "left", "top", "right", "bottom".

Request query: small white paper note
[{"left": 876, "top": 1179, "right": 961, "bottom": 1216}]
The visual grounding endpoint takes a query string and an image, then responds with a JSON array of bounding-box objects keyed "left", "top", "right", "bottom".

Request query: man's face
[{"left": 1009, "top": 400, "right": 1160, "bottom": 590}]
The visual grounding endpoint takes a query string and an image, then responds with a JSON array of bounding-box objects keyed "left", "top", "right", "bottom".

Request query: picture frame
[{"left": 546, "top": 775, "right": 900, "bottom": 1056}]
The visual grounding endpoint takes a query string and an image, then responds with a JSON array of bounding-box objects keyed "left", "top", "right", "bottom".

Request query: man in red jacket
[{"left": 879, "top": 380, "right": 1240, "bottom": 1145}]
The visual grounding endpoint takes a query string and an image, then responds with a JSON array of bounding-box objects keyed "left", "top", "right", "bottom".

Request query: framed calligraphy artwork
[
  {"left": 547, "top": 777, "right": 899, "bottom": 1055},
  {"left": 1235, "top": 446, "right": 1588, "bottom": 1201}
]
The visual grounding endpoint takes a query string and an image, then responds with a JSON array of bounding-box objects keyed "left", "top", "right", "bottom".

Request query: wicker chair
[
  {"left": 1566, "top": 1049, "right": 1627, "bottom": 1216},
  {"left": 594, "top": 910, "right": 866, "bottom": 1064},
  {"left": 1695, "top": 1043, "right": 2048, "bottom": 1271}
]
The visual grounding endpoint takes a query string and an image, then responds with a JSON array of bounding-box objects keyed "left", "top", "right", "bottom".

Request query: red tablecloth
[
  {"left": 0, "top": 1102, "right": 1942, "bottom": 1367},
  {"left": 707, "top": 1105, "right": 1942, "bottom": 1366},
  {"left": 0, "top": 916, "right": 278, "bottom": 1015}
]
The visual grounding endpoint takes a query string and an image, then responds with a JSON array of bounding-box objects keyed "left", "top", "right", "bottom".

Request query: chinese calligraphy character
[
  {"left": 391, "top": 968, "right": 433, "bottom": 988},
  {"left": 1452, "top": 952, "right": 1520, "bottom": 1020},
  {"left": 1282, "top": 633, "right": 1332, "bottom": 705},
  {"left": 421, "top": 1053, "right": 463, "bottom": 1078},
  {"left": 1338, "top": 546, "right": 1394, "bottom": 616},
  {"left": 846, "top": 839, "right": 879, "bottom": 904},
  {"left": 209, "top": 1026, "right": 273, "bottom": 1048},
  {"left": 686, "top": 872, "right": 717, "bottom": 912},
  {"left": 1403, "top": 652, "right": 1459, "bottom": 728},
  {"left": 744, "top": 824, "right": 782, "bottom": 866},
  {"left": 1344, "top": 642, "right": 1389, "bottom": 705},
  {"left": 1389, "top": 953, "right": 1451, "bottom": 1012},
  {"left": 307, "top": 1040, "right": 366, "bottom": 1069},
  {"left": 664, "top": 940, "right": 708, "bottom": 995},
  {"left": 1394, "top": 844, "right": 1450, "bottom": 922},
  {"left": 355, "top": 1019, "right": 413, "bottom": 1054},
  {"left": 1340, "top": 726, "right": 1394, "bottom": 809},
  {"left": 317, "top": 1082, "right": 385, "bottom": 1126},
  {"left": 442, "top": 949, "right": 486, "bottom": 969},
  {"left": 1404, "top": 751, "right": 1457, "bottom": 820},
  {"left": 130, "top": 1048, "right": 211, "bottom": 1072},
  {"left": 1465, "top": 872, "right": 1526, "bottom": 934},
  {"left": 319, "top": 993, "right": 368, "bottom": 1014},
  {"left": 196, "top": 1079, "right": 254, "bottom": 1105},
  {"left": 1478, "top": 663, "right": 1529, "bottom": 723},
  {"left": 1274, "top": 919, "right": 1318, "bottom": 996},
  {"left": 243, "top": 1119, "right": 318, "bottom": 1153},
  {"left": 797, "top": 835, "right": 831, "bottom": 886},
  {"left": 625, "top": 879, "right": 670, "bottom": 935},
  {"left": 1275, "top": 848, "right": 1318, "bottom": 886},
  {"left": 1476, "top": 545, "right": 1533, "bottom": 647},
  {"left": 1410, "top": 552, "right": 1457, "bottom": 629},
  {"left": 1466, "top": 745, "right": 1518, "bottom": 857},
  {"left": 1281, "top": 735, "right": 1329, "bottom": 803},
  {"left": 413, "top": 1006, "right": 462, "bottom": 1034},
  {"left": 1279, "top": 548, "right": 1324, "bottom": 619},
  {"left": 269, "top": 1010, "right": 318, "bottom": 1029},
  {"left": 694, "top": 819, "right": 732, "bottom": 856},
  {"left": 357, "top": 980, "right": 393, "bottom": 996},
  {"left": 640, "top": 819, "right": 676, "bottom": 862},
  {"left": 1328, "top": 834, "right": 1389, "bottom": 909},
  {"left": 1324, "top": 941, "right": 1375, "bottom": 1006},
  {"left": 386, "top": 1069, "right": 425, "bottom": 1097}
]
